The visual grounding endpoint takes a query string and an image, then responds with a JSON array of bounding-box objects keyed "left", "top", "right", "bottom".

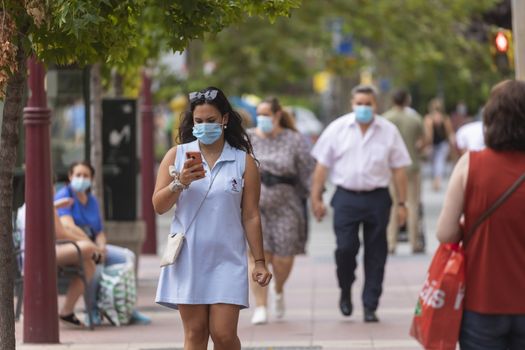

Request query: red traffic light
[{"left": 495, "top": 31, "right": 509, "bottom": 52}]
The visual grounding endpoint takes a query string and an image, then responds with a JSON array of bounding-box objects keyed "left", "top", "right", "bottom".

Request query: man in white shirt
[
  {"left": 310, "top": 85, "right": 411, "bottom": 323},
  {"left": 455, "top": 120, "right": 485, "bottom": 154}
]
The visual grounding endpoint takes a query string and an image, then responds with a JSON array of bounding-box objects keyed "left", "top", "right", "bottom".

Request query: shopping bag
[
  {"left": 410, "top": 243, "right": 465, "bottom": 350},
  {"left": 97, "top": 262, "right": 137, "bottom": 326}
]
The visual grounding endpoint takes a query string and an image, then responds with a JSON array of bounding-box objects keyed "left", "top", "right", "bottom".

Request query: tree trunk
[
  {"left": 187, "top": 39, "right": 204, "bottom": 79},
  {"left": 0, "top": 39, "right": 27, "bottom": 350},
  {"left": 90, "top": 63, "right": 105, "bottom": 218},
  {"left": 112, "top": 69, "right": 124, "bottom": 97}
]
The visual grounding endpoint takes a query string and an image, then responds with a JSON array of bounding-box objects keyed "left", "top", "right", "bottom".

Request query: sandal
[{"left": 59, "top": 313, "right": 83, "bottom": 327}]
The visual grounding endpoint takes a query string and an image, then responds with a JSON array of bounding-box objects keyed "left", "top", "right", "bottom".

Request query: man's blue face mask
[{"left": 354, "top": 105, "right": 374, "bottom": 124}]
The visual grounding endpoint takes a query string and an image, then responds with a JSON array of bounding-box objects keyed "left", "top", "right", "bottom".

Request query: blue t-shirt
[{"left": 54, "top": 185, "right": 103, "bottom": 239}]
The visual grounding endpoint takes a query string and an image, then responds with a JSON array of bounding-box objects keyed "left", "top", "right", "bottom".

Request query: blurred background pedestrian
[
  {"left": 54, "top": 161, "right": 150, "bottom": 326},
  {"left": 450, "top": 101, "right": 471, "bottom": 132},
  {"left": 436, "top": 80, "right": 525, "bottom": 350},
  {"left": 424, "top": 98, "right": 456, "bottom": 191},
  {"left": 455, "top": 108, "right": 485, "bottom": 155},
  {"left": 247, "top": 97, "right": 315, "bottom": 325},
  {"left": 384, "top": 89, "right": 426, "bottom": 254}
]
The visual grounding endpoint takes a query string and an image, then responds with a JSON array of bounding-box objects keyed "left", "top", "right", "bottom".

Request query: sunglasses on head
[{"left": 189, "top": 89, "right": 219, "bottom": 103}]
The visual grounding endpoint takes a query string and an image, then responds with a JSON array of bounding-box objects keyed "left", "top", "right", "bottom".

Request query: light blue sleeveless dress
[{"left": 156, "top": 140, "right": 249, "bottom": 309}]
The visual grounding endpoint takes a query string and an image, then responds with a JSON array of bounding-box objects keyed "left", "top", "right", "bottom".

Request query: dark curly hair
[
  {"left": 483, "top": 80, "right": 525, "bottom": 151},
  {"left": 178, "top": 86, "right": 254, "bottom": 155}
]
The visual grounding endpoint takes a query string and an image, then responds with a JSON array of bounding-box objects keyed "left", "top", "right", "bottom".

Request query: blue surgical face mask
[
  {"left": 70, "top": 176, "right": 91, "bottom": 192},
  {"left": 354, "top": 105, "right": 374, "bottom": 124},
  {"left": 192, "top": 122, "right": 223, "bottom": 145},
  {"left": 256, "top": 115, "right": 274, "bottom": 133}
]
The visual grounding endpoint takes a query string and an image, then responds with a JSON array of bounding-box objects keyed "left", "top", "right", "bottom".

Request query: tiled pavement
[{"left": 16, "top": 178, "right": 446, "bottom": 350}]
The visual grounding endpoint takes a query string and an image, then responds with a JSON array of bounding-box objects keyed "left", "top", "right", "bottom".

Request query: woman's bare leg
[
  {"left": 179, "top": 305, "right": 210, "bottom": 350},
  {"left": 209, "top": 304, "right": 241, "bottom": 350},
  {"left": 272, "top": 255, "right": 294, "bottom": 294},
  {"left": 56, "top": 241, "right": 96, "bottom": 315}
]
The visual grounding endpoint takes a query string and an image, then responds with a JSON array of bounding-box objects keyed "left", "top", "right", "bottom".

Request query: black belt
[
  {"left": 260, "top": 171, "right": 297, "bottom": 187},
  {"left": 337, "top": 186, "right": 388, "bottom": 195}
]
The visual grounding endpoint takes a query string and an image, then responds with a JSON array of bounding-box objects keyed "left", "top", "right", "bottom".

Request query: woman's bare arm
[
  {"left": 242, "top": 154, "right": 271, "bottom": 287},
  {"left": 436, "top": 152, "right": 469, "bottom": 243}
]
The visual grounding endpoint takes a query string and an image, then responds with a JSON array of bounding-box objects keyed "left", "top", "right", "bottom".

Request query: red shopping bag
[{"left": 410, "top": 243, "right": 465, "bottom": 350}]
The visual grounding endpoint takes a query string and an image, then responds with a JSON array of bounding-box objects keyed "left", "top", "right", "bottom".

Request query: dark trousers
[
  {"left": 460, "top": 310, "right": 525, "bottom": 350},
  {"left": 331, "top": 186, "right": 391, "bottom": 311}
]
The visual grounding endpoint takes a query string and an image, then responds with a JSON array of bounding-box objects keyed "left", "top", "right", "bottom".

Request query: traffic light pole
[{"left": 512, "top": 0, "right": 525, "bottom": 80}]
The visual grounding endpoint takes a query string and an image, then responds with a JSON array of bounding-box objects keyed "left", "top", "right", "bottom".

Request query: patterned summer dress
[{"left": 247, "top": 128, "right": 315, "bottom": 256}]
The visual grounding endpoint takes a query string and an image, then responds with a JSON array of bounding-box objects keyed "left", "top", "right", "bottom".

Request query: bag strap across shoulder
[
  {"left": 463, "top": 171, "right": 525, "bottom": 246},
  {"left": 172, "top": 162, "right": 224, "bottom": 237}
]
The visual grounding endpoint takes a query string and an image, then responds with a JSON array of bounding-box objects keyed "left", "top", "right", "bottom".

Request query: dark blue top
[{"left": 54, "top": 185, "right": 103, "bottom": 239}]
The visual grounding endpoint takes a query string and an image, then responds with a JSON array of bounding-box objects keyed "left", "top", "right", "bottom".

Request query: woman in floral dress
[{"left": 247, "top": 97, "right": 315, "bottom": 324}]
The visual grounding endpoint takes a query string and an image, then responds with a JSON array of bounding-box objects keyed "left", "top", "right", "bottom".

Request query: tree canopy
[
  {"left": 179, "top": 0, "right": 509, "bottom": 114},
  {"left": 1, "top": 0, "right": 302, "bottom": 97},
  {"left": 0, "top": 1, "right": 301, "bottom": 347}
]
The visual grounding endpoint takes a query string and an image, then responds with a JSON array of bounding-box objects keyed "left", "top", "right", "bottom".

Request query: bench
[{"left": 13, "top": 213, "right": 95, "bottom": 330}]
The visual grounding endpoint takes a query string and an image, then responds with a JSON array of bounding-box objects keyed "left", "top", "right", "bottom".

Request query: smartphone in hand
[
  {"left": 186, "top": 151, "right": 205, "bottom": 176},
  {"left": 186, "top": 151, "right": 203, "bottom": 164}
]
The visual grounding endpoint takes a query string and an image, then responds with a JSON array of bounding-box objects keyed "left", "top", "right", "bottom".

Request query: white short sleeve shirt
[
  {"left": 456, "top": 121, "right": 485, "bottom": 152},
  {"left": 311, "top": 113, "right": 411, "bottom": 191}
]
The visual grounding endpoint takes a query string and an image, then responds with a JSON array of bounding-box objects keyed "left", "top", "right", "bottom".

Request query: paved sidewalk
[{"left": 16, "top": 179, "right": 446, "bottom": 350}]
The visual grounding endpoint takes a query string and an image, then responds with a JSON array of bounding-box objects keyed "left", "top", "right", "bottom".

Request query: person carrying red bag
[{"left": 435, "top": 80, "right": 525, "bottom": 350}]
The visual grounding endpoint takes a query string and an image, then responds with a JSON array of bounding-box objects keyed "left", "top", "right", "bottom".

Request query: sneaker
[
  {"left": 130, "top": 310, "right": 151, "bottom": 325},
  {"left": 251, "top": 306, "right": 268, "bottom": 325},
  {"left": 274, "top": 292, "right": 285, "bottom": 319}
]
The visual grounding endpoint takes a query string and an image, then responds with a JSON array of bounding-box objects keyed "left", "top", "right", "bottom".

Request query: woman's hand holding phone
[{"left": 180, "top": 152, "right": 206, "bottom": 185}]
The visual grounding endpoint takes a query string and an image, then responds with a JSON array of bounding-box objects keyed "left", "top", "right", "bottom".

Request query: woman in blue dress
[{"left": 153, "top": 87, "right": 271, "bottom": 350}]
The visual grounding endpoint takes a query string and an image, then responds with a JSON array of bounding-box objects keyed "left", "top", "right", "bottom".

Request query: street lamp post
[
  {"left": 512, "top": 0, "right": 525, "bottom": 80},
  {"left": 140, "top": 70, "right": 157, "bottom": 254},
  {"left": 23, "top": 58, "right": 59, "bottom": 343}
]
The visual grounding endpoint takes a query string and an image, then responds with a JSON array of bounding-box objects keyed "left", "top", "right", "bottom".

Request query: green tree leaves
[
  {"left": 32, "top": 0, "right": 143, "bottom": 66},
  {"left": 193, "top": 0, "right": 504, "bottom": 111}
]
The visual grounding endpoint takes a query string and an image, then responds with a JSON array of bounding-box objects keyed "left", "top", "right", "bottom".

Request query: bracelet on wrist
[
  {"left": 168, "top": 178, "right": 188, "bottom": 193},
  {"left": 254, "top": 258, "right": 265, "bottom": 264}
]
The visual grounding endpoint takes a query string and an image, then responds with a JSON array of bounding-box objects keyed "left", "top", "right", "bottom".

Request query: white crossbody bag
[{"left": 160, "top": 163, "right": 223, "bottom": 267}]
